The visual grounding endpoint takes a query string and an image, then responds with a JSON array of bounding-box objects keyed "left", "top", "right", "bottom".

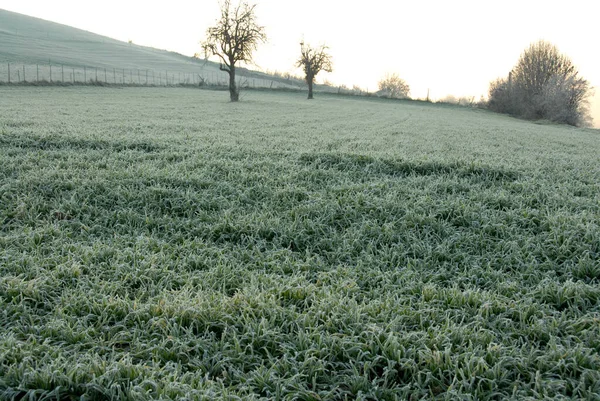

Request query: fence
[
  {"left": 0, "top": 62, "right": 377, "bottom": 98},
  {"left": 0, "top": 62, "right": 305, "bottom": 90}
]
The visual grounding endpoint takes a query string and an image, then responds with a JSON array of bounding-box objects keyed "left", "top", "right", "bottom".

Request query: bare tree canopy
[
  {"left": 488, "top": 40, "right": 592, "bottom": 126},
  {"left": 201, "top": 0, "right": 266, "bottom": 101},
  {"left": 377, "top": 73, "right": 410, "bottom": 99},
  {"left": 513, "top": 41, "right": 575, "bottom": 100},
  {"left": 296, "top": 42, "right": 333, "bottom": 99}
]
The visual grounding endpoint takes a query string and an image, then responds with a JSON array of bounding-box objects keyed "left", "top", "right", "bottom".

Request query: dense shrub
[{"left": 488, "top": 41, "right": 592, "bottom": 126}]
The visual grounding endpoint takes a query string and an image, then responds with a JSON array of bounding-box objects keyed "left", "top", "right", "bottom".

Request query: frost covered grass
[{"left": 1, "top": 87, "right": 599, "bottom": 400}]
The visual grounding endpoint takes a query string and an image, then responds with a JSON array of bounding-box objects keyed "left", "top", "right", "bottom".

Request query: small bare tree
[
  {"left": 201, "top": 0, "right": 266, "bottom": 101},
  {"left": 377, "top": 73, "right": 410, "bottom": 99},
  {"left": 297, "top": 42, "right": 333, "bottom": 99}
]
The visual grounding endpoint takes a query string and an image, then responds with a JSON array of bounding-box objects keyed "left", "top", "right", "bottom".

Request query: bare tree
[
  {"left": 297, "top": 42, "right": 333, "bottom": 99},
  {"left": 201, "top": 0, "right": 266, "bottom": 101},
  {"left": 512, "top": 41, "right": 575, "bottom": 101},
  {"left": 377, "top": 73, "right": 410, "bottom": 99},
  {"left": 488, "top": 40, "right": 592, "bottom": 126}
]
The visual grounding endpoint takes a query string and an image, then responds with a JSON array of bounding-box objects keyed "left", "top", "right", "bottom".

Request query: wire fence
[
  {"left": 0, "top": 62, "right": 306, "bottom": 90},
  {"left": 0, "top": 62, "right": 378, "bottom": 99}
]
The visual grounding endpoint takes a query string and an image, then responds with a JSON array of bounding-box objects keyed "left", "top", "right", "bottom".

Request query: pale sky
[{"left": 2, "top": 0, "right": 599, "bottom": 126}]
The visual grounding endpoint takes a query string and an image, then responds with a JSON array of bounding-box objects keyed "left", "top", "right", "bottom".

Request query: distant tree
[
  {"left": 438, "top": 94, "right": 476, "bottom": 107},
  {"left": 296, "top": 42, "right": 333, "bottom": 99},
  {"left": 377, "top": 73, "right": 410, "bottom": 99},
  {"left": 201, "top": 0, "right": 266, "bottom": 101},
  {"left": 488, "top": 40, "right": 592, "bottom": 126}
]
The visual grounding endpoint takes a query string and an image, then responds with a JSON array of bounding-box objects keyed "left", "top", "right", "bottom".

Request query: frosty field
[{"left": 1, "top": 87, "right": 599, "bottom": 400}]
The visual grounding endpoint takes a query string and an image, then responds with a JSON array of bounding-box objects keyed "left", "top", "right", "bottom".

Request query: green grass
[{"left": 1, "top": 87, "right": 599, "bottom": 400}]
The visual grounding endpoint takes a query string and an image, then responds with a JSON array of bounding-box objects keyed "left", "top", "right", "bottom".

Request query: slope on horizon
[
  {"left": 1, "top": 8, "right": 598, "bottom": 128},
  {"left": 0, "top": 8, "right": 302, "bottom": 88}
]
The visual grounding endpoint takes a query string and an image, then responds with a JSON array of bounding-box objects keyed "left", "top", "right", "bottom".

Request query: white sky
[{"left": 2, "top": 0, "right": 599, "bottom": 126}]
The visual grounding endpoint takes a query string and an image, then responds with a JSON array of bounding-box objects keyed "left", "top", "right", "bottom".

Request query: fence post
[
  {"left": 146, "top": 70, "right": 148, "bottom": 85},
  {"left": 72, "top": 68, "right": 75, "bottom": 83},
  {"left": 137, "top": 69, "right": 140, "bottom": 84},
  {"left": 50, "top": 64, "right": 52, "bottom": 82},
  {"left": 104, "top": 68, "right": 107, "bottom": 83},
  {"left": 95, "top": 68, "right": 98, "bottom": 82},
  {"left": 122, "top": 69, "right": 125, "bottom": 84},
  {"left": 84, "top": 66, "right": 87, "bottom": 83},
  {"left": 166, "top": 71, "right": 168, "bottom": 86},
  {"left": 62, "top": 65, "right": 64, "bottom": 83},
  {"left": 113, "top": 68, "right": 116, "bottom": 84},
  {"left": 7, "top": 63, "right": 10, "bottom": 84},
  {"left": 37, "top": 65, "right": 39, "bottom": 82}
]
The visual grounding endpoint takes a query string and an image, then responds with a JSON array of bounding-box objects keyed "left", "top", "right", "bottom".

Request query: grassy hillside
[
  {"left": 0, "top": 9, "right": 303, "bottom": 88},
  {"left": 1, "top": 87, "right": 599, "bottom": 400}
]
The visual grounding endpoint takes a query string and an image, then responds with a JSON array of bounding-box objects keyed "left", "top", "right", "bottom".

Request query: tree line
[{"left": 200, "top": 1, "right": 592, "bottom": 126}]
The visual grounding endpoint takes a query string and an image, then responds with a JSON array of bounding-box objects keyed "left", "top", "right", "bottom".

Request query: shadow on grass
[
  {"left": 299, "top": 153, "right": 520, "bottom": 182},
  {"left": 0, "top": 132, "right": 162, "bottom": 153}
]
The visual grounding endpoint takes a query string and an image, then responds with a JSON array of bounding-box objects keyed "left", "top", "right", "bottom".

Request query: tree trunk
[
  {"left": 229, "top": 67, "right": 239, "bottom": 102},
  {"left": 307, "top": 79, "right": 314, "bottom": 100}
]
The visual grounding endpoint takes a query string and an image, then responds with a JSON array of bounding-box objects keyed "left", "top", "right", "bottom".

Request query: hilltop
[{"left": 0, "top": 8, "right": 302, "bottom": 88}]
